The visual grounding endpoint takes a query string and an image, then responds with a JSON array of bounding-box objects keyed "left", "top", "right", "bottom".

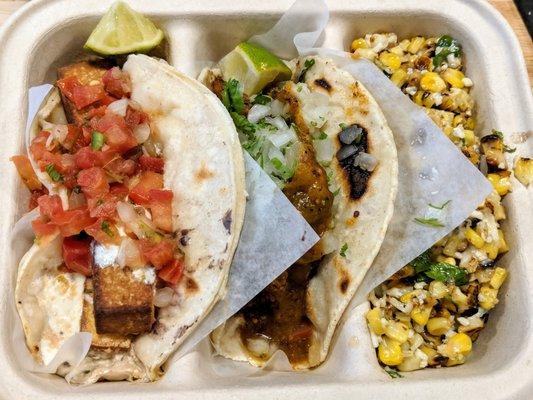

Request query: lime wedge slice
[
  {"left": 219, "top": 42, "right": 292, "bottom": 95},
  {"left": 84, "top": 1, "right": 164, "bottom": 56}
]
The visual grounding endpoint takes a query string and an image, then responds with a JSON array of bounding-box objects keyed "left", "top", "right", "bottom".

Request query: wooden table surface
[{"left": 0, "top": 0, "right": 531, "bottom": 84}]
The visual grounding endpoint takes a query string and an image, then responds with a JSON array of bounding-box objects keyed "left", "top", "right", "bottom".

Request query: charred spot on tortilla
[
  {"left": 336, "top": 124, "right": 372, "bottom": 200},
  {"left": 339, "top": 277, "right": 350, "bottom": 294},
  {"left": 185, "top": 277, "right": 199, "bottom": 293},
  {"left": 314, "top": 78, "right": 332, "bottom": 92},
  {"left": 195, "top": 164, "right": 215, "bottom": 181},
  {"left": 222, "top": 210, "right": 232, "bottom": 234}
]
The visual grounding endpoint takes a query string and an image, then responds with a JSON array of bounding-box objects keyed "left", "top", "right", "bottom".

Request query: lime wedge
[
  {"left": 84, "top": 1, "right": 164, "bottom": 56},
  {"left": 219, "top": 42, "right": 292, "bottom": 95}
]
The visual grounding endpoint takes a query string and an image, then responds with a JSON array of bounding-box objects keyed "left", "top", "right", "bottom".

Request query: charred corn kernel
[
  {"left": 465, "top": 227, "right": 485, "bottom": 249},
  {"left": 413, "top": 90, "right": 425, "bottom": 105},
  {"left": 490, "top": 267, "right": 507, "bottom": 290},
  {"left": 420, "top": 345, "right": 438, "bottom": 363},
  {"left": 351, "top": 38, "right": 367, "bottom": 51},
  {"left": 464, "top": 117, "right": 476, "bottom": 130},
  {"left": 443, "top": 126, "right": 454, "bottom": 138},
  {"left": 379, "top": 51, "right": 401, "bottom": 70},
  {"left": 407, "top": 37, "right": 425, "bottom": 54},
  {"left": 452, "top": 114, "right": 464, "bottom": 127},
  {"left": 478, "top": 285, "right": 499, "bottom": 310},
  {"left": 423, "top": 94, "right": 436, "bottom": 108},
  {"left": 445, "top": 357, "right": 465, "bottom": 367},
  {"left": 400, "top": 289, "right": 421, "bottom": 303},
  {"left": 389, "top": 45, "right": 404, "bottom": 56},
  {"left": 399, "top": 39, "right": 410, "bottom": 50},
  {"left": 514, "top": 157, "right": 533, "bottom": 187},
  {"left": 378, "top": 338, "right": 404, "bottom": 366},
  {"left": 420, "top": 72, "right": 447, "bottom": 93},
  {"left": 411, "top": 304, "right": 432, "bottom": 326},
  {"left": 429, "top": 280, "right": 449, "bottom": 299},
  {"left": 498, "top": 230, "right": 509, "bottom": 253},
  {"left": 427, "top": 317, "right": 452, "bottom": 336},
  {"left": 487, "top": 173, "right": 512, "bottom": 196},
  {"left": 398, "top": 355, "right": 423, "bottom": 372},
  {"left": 384, "top": 321, "right": 410, "bottom": 343},
  {"left": 483, "top": 242, "right": 499, "bottom": 260},
  {"left": 451, "top": 287, "right": 469, "bottom": 308},
  {"left": 463, "top": 129, "right": 476, "bottom": 146},
  {"left": 445, "top": 333, "right": 472, "bottom": 356},
  {"left": 390, "top": 69, "right": 408, "bottom": 87},
  {"left": 442, "top": 68, "right": 465, "bottom": 88},
  {"left": 366, "top": 307, "right": 385, "bottom": 335}
]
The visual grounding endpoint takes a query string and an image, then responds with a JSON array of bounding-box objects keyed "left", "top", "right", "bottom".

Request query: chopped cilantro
[
  {"left": 45, "top": 164, "right": 63, "bottom": 182},
  {"left": 384, "top": 367, "right": 403, "bottom": 379},
  {"left": 230, "top": 112, "right": 256, "bottom": 136},
  {"left": 504, "top": 144, "right": 516, "bottom": 153},
  {"left": 340, "top": 243, "right": 348, "bottom": 257},
  {"left": 410, "top": 250, "right": 433, "bottom": 273},
  {"left": 298, "top": 58, "right": 316, "bottom": 82},
  {"left": 414, "top": 217, "right": 445, "bottom": 227},
  {"left": 271, "top": 158, "right": 294, "bottom": 180},
  {"left": 222, "top": 79, "right": 245, "bottom": 114},
  {"left": 333, "top": 188, "right": 340, "bottom": 197},
  {"left": 253, "top": 94, "right": 272, "bottom": 105},
  {"left": 100, "top": 220, "right": 114, "bottom": 237},
  {"left": 339, "top": 123, "right": 348, "bottom": 130},
  {"left": 91, "top": 131, "right": 105, "bottom": 150},
  {"left": 318, "top": 131, "right": 328, "bottom": 140},
  {"left": 429, "top": 200, "right": 451, "bottom": 210},
  {"left": 492, "top": 129, "right": 504, "bottom": 140},
  {"left": 433, "top": 35, "right": 461, "bottom": 67},
  {"left": 425, "top": 262, "right": 469, "bottom": 286}
]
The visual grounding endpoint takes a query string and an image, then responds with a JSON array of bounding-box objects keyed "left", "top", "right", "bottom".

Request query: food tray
[{"left": 0, "top": 0, "right": 531, "bottom": 398}]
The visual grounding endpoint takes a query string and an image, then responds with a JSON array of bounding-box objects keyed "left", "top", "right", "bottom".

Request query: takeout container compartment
[{"left": 0, "top": 0, "right": 531, "bottom": 398}]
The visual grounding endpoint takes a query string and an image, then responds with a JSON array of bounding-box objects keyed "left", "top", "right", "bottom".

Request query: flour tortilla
[
  {"left": 211, "top": 56, "right": 398, "bottom": 369},
  {"left": 15, "top": 54, "right": 246, "bottom": 383}
]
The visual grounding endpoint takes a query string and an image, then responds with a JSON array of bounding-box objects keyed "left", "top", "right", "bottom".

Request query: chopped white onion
[
  {"left": 270, "top": 99, "right": 286, "bottom": 117},
  {"left": 154, "top": 287, "right": 175, "bottom": 308},
  {"left": 43, "top": 123, "right": 69, "bottom": 149},
  {"left": 268, "top": 129, "right": 296, "bottom": 148},
  {"left": 313, "top": 137, "right": 335, "bottom": 162},
  {"left": 116, "top": 201, "right": 155, "bottom": 239},
  {"left": 247, "top": 104, "right": 271, "bottom": 123},
  {"left": 117, "top": 237, "right": 144, "bottom": 268},
  {"left": 68, "top": 191, "right": 86, "bottom": 209},
  {"left": 107, "top": 98, "right": 129, "bottom": 117},
  {"left": 134, "top": 123, "right": 151, "bottom": 144},
  {"left": 353, "top": 151, "right": 378, "bottom": 171},
  {"left": 264, "top": 116, "right": 288, "bottom": 131}
]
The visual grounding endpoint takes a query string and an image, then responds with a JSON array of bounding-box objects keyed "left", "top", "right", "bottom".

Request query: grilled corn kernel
[
  {"left": 420, "top": 345, "right": 439, "bottom": 365},
  {"left": 465, "top": 227, "right": 485, "bottom": 249},
  {"left": 420, "top": 72, "right": 447, "bottom": 93},
  {"left": 464, "top": 117, "right": 476, "bottom": 130},
  {"left": 483, "top": 242, "right": 499, "bottom": 260},
  {"left": 490, "top": 267, "right": 508, "bottom": 290},
  {"left": 427, "top": 317, "right": 452, "bottom": 336},
  {"left": 384, "top": 321, "right": 410, "bottom": 343},
  {"left": 442, "top": 68, "right": 465, "bottom": 88},
  {"left": 487, "top": 173, "right": 512, "bottom": 196},
  {"left": 429, "top": 280, "right": 449, "bottom": 299},
  {"left": 423, "top": 94, "right": 436, "bottom": 109},
  {"left": 355, "top": 48, "right": 377, "bottom": 61},
  {"left": 351, "top": 38, "right": 367, "bottom": 51},
  {"left": 443, "top": 126, "right": 454, "bottom": 138},
  {"left": 391, "top": 69, "right": 408, "bottom": 87},
  {"left": 366, "top": 307, "right": 385, "bottom": 335},
  {"left": 452, "top": 115, "right": 464, "bottom": 127},
  {"left": 478, "top": 285, "right": 499, "bottom": 310},
  {"left": 379, "top": 52, "right": 401, "bottom": 70},
  {"left": 378, "top": 338, "right": 404, "bottom": 366},
  {"left": 436, "top": 256, "right": 456, "bottom": 266},
  {"left": 451, "top": 287, "right": 468, "bottom": 308},
  {"left": 407, "top": 37, "right": 425, "bottom": 54},
  {"left": 498, "top": 230, "right": 509, "bottom": 253},
  {"left": 399, "top": 39, "right": 410, "bottom": 51},
  {"left": 463, "top": 129, "right": 476, "bottom": 146},
  {"left": 445, "top": 332, "right": 472, "bottom": 356},
  {"left": 400, "top": 289, "right": 421, "bottom": 303},
  {"left": 390, "top": 45, "right": 404, "bottom": 56},
  {"left": 411, "top": 304, "right": 432, "bottom": 326},
  {"left": 413, "top": 90, "right": 425, "bottom": 105},
  {"left": 514, "top": 157, "right": 533, "bottom": 187},
  {"left": 445, "top": 357, "right": 466, "bottom": 367}
]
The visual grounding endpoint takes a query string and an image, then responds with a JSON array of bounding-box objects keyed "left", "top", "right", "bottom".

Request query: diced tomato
[
  {"left": 109, "top": 183, "right": 129, "bottom": 200},
  {"left": 98, "top": 94, "right": 118, "bottom": 106},
  {"left": 56, "top": 76, "right": 78, "bottom": 100},
  {"left": 29, "top": 131, "right": 51, "bottom": 162},
  {"left": 129, "top": 171, "right": 163, "bottom": 205},
  {"left": 148, "top": 189, "right": 173, "bottom": 232},
  {"left": 102, "top": 67, "right": 131, "bottom": 98},
  {"left": 87, "top": 194, "right": 117, "bottom": 218},
  {"left": 138, "top": 239, "right": 175, "bottom": 269},
  {"left": 105, "top": 157, "right": 136, "bottom": 179},
  {"left": 58, "top": 77, "right": 106, "bottom": 110},
  {"left": 56, "top": 153, "right": 78, "bottom": 176},
  {"left": 10, "top": 155, "right": 42, "bottom": 190},
  {"left": 77, "top": 167, "right": 109, "bottom": 198},
  {"left": 52, "top": 207, "right": 96, "bottom": 237},
  {"left": 158, "top": 257, "right": 185, "bottom": 285},
  {"left": 125, "top": 106, "right": 148, "bottom": 127},
  {"left": 62, "top": 236, "right": 92, "bottom": 276},
  {"left": 31, "top": 218, "right": 59, "bottom": 238},
  {"left": 37, "top": 194, "right": 63, "bottom": 219},
  {"left": 85, "top": 218, "right": 120, "bottom": 245},
  {"left": 74, "top": 147, "right": 116, "bottom": 170},
  {"left": 29, "top": 188, "right": 48, "bottom": 210},
  {"left": 88, "top": 105, "right": 108, "bottom": 119},
  {"left": 62, "top": 125, "right": 82, "bottom": 151},
  {"left": 138, "top": 155, "right": 164, "bottom": 174},
  {"left": 91, "top": 112, "right": 137, "bottom": 153}
]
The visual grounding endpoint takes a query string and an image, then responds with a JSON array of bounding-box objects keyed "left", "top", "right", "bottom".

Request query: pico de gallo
[{"left": 11, "top": 64, "right": 184, "bottom": 285}]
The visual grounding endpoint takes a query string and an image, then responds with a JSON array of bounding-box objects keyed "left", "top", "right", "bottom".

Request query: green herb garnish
[
  {"left": 230, "top": 112, "right": 256, "bottom": 136},
  {"left": 340, "top": 243, "right": 348, "bottom": 257},
  {"left": 319, "top": 160, "right": 331, "bottom": 168},
  {"left": 91, "top": 131, "right": 105, "bottom": 150},
  {"left": 433, "top": 35, "right": 461, "bottom": 67},
  {"left": 339, "top": 123, "right": 348, "bottom": 130},
  {"left": 253, "top": 94, "right": 272, "bottom": 105},
  {"left": 45, "top": 164, "right": 63, "bottom": 182},
  {"left": 100, "top": 220, "right": 114, "bottom": 237},
  {"left": 318, "top": 131, "right": 328, "bottom": 140},
  {"left": 414, "top": 217, "right": 445, "bottom": 227},
  {"left": 222, "top": 79, "right": 245, "bottom": 114},
  {"left": 410, "top": 250, "right": 433, "bottom": 273},
  {"left": 333, "top": 188, "right": 340, "bottom": 197},
  {"left": 271, "top": 158, "right": 294, "bottom": 180},
  {"left": 384, "top": 367, "right": 403, "bottom": 379},
  {"left": 429, "top": 200, "right": 451, "bottom": 210},
  {"left": 504, "top": 144, "right": 516, "bottom": 153},
  {"left": 298, "top": 58, "right": 316, "bottom": 82},
  {"left": 425, "top": 262, "right": 469, "bottom": 286},
  {"left": 492, "top": 129, "right": 504, "bottom": 140}
]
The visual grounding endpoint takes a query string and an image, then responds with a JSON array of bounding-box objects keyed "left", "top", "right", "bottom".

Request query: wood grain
[{"left": 0, "top": 0, "right": 531, "bottom": 83}]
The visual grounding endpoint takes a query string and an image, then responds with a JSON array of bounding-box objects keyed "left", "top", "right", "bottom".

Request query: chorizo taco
[
  {"left": 13, "top": 54, "right": 245, "bottom": 384},
  {"left": 204, "top": 55, "right": 398, "bottom": 369}
]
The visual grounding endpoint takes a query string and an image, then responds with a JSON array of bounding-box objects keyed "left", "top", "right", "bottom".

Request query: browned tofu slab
[
  {"left": 93, "top": 265, "right": 155, "bottom": 336},
  {"left": 57, "top": 60, "right": 111, "bottom": 125}
]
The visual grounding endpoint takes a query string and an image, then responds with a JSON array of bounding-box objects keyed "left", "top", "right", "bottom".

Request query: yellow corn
[
  {"left": 464, "top": 117, "right": 476, "bottom": 130},
  {"left": 413, "top": 90, "right": 425, "bottom": 105},
  {"left": 355, "top": 48, "right": 377, "bottom": 61},
  {"left": 437, "top": 255, "right": 456, "bottom": 266},
  {"left": 379, "top": 51, "right": 401, "bottom": 70},
  {"left": 445, "top": 358, "right": 466, "bottom": 367},
  {"left": 427, "top": 317, "right": 452, "bottom": 336},
  {"left": 389, "top": 45, "right": 404, "bottom": 56},
  {"left": 399, "top": 39, "right": 410, "bottom": 51},
  {"left": 366, "top": 307, "right": 385, "bottom": 335},
  {"left": 498, "top": 230, "right": 509, "bottom": 254},
  {"left": 423, "top": 94, "right": 436, "bottom": 108},
  {"left": 407, "top": 37, "right": 425, "bottom": 54},
  {"left": 445, "top": 332, "right": 472, "bottom": 357},
  {"left": 478, "top": 285, "right": 499, "bottom": 310},
  {"left": 490, "top": 267, "right": 507, "bottom": 290},
  {"left": 442, "top": 68, "right": 465, "bottom": 88},
  {"left": 400, "top": 290, "right": 421, "bottom": 303},
  {"left": 483, "top": 242, "right": 499, "bottom": 260},
  {"left": 411, "top": 304, "right": 432, "bottom": 326},
  {"left": 443, "top": 126, "right": 454, "bottom": 138},
  {"left": 390, "top": 69, "right": 408, "bottom": 87},
  {"left": 351, "top": 38, "right": 367, "bottom": 51},
  {"left": 452, "top": 114, "right": 464, "bottom": 127},
  {"left": 429, "top": 280, "right": 449, "bottom": 299},
  {"left": 378, "top": 338, "right": 404, "bottom": 366},
  {"left": 463, "top": 129, "right": 476, "bottom": 146},
  {"left": 420, "top": 72, "right": 447, "bottom": 93},
  {"left": 487, "top": 173, "right": 512, "bottom": 196},
  {"left": 419, "top": 345, "right": 438, "bottom": 364},
  {"left": 465, "top": 227, "right": 485, "bottom": 249},
  {"left": 384, "top": 321, "right": 410, "bottom": 343},
  {"left": 514, "top": 157, "right": 533, "bottom": 186}
]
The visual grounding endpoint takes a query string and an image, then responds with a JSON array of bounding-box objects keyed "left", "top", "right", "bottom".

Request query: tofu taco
[
  {"left": 203, "top": 53, "right": 398, "bottom": 369},
  {"left": 12, "top": 54, "right": 245, "bottom": 383}
]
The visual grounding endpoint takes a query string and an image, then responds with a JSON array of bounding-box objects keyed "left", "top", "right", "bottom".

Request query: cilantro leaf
[
  {"left": 429, "top": 200, "right": 451, "bottom": 210},
  {"left": 425, "top": 262, "right": 469, "bottom": 286},
  {"left": 101, "top": 220, "right": 114, "bottom": 237},
  {"left": 384, "top": 367, "right": 403, "bottom": 379},
  {"left": 222, "top": 79, "right": 245, "bottom": 114},
  {"left": 410, "top": 250, "right": 433, "bottom": 273},
  {"left": 414, "top": 217, "right": 445, "bottom": 227},
  {"left": 253, "top": 94, "right": 272, "bottom": 105},
  {"left": 340, "top": 243, "right": 348, "bottom": 257},
  {"left": 433, "top": 35, "right": 462, "bottom": 67},
  {"left": 298, "top": 58, "right": 316, "bottom": 82},
  {"left": 271, "top": 157, "right": 294, "bottom": 180}
]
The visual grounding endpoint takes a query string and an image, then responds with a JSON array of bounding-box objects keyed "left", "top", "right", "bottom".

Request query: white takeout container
[{"left": 0, "top": 0, "right": 531, "bottom": 398}]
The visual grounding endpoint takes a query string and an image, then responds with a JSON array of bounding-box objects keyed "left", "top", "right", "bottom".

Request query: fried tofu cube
[{"left": 92, "top": 265, "right": 155, "bottom": 336}]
